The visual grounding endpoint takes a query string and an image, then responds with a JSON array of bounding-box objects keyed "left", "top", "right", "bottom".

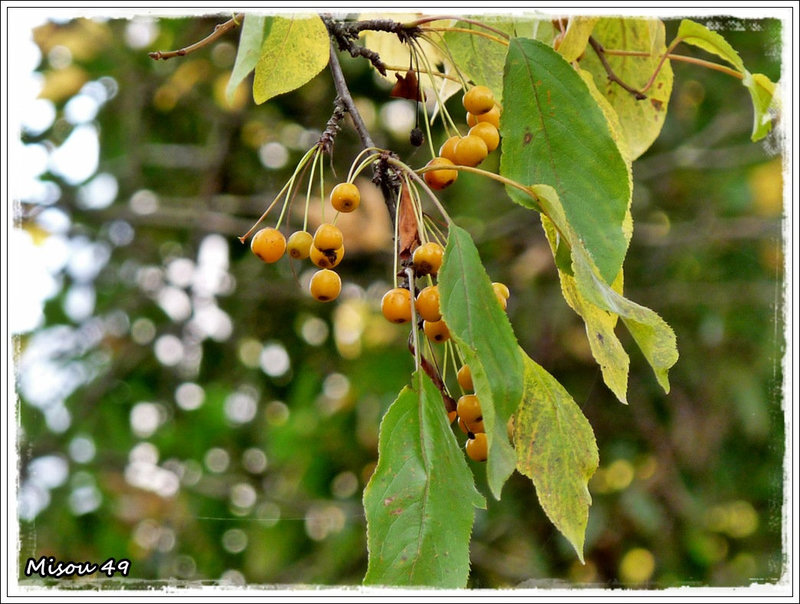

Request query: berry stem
[
  {"left": 421, "top": 26, "right": 508, "bottom": 47},
  {"left": 348, "top": 150, "right": 382, "bottom": 183},
  {"left": 387, "top": 158, "right": 453, "bottom": 226},
  {"left": 405, "top": 15, "right": 511, "bottom": 40},
  {"left": 405, "top": 267, "right": 421, "bottom": 373},
  {"left": 392, "top": 186, "right": 403, "bottom": 289}
]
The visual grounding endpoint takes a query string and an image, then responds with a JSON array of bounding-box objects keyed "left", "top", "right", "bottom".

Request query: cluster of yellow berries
[
  {"left": 424, "top": 85, "right": 502, "bottom": 191},
  {"left": 250, "top": 182, "right": 362, "bottom": 303},
  {"left": 454, "top": 365, "right": 488, "bottom": 462}
]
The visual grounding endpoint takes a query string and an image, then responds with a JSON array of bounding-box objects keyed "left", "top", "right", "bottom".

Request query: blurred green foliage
[{"left": 14, "top": 12, "right": 784, "bottom": 589}]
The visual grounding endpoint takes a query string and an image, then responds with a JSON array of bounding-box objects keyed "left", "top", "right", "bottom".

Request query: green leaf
[
  {"left": 226, "top": 15, "right": 269, "bottom": 104},
  {"left": 556, "top": 16, "right": 598, "bottom": 63},
  {"left": 444, "top": 18, "right": 535, "bottom": 104},
  {"left": 675, "top": 18, "right": 745, "bottom": 72},
  {"left": 515, "top": 351, "right": 599, "bottom": 562},
  {"left": 253, "top": 15, "right": 330, "bottom": 105},
  {"left": 363, "top": 370, "right": 485, "bottom": 587},
  {"left": 675, "top": 19, "right": 776, "bottom": 141},
  {"left": 439, "top": 224, "right": 524, "bottom": 500},
  {"left": 743, "top": 72, "right": 777, "bottom": 141},
  {"left": 541, "top": 215, "right": 630, "bottom": 404},
  {"left": 500, "top": 38, "right": 631, "bottom": 284},
  {"left": 580, "top": 18, "right": 673, "bottom": 160},
  {"left": 534, "top": 184, "right": 678, "bottom": 393}
]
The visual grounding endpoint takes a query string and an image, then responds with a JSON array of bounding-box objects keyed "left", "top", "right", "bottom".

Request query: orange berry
[
  {"left": 309, "top": 244, "right": 344, "bottom": 269},
  {"left": 423, "top": 319, "right": 450, "bottom": 343},
  {"left": 463, "top": 85, "right": 495, "bottom": 115},
  {"left": 423, "top": 157, "right": 458, "bottom": 190},
  {"left": 454, "top": 134, "right": 488, "bottom": 167},
  {"left": 469, "top": 122, "right": 500, "bottom": 152},
  {"left": 313, "top": 223, "right": 343, "bottom": 251},
  {"left": 467, "top": 105, "right": 501, "bottom": 129},
  {"left": 330, "top": 182, "right": 360, "bottom": 213},
  {"left": 457, "top": 415, "right": 485, "bottom": 436},
  {"left": 439, "top": 136, "right": 461, "bottom": 163},
  {"left": 309, "top": 269, "right": 342, "bottom": 302},
  {"left": 457, "top": 365, "right": 473, "bottom": 392},
  {"left": 287, "top": 231, "right": 313, "bottom": 260},
  {"left": 381, "top": 287, "right": 412, "bottom": 323},
  {"left": 251, "top": 227, "right": 286, "bottom": 263},
  {"left": 457, "top": 394, "right": 483, "bottom": 426},
  {"left": 415, "top": 285, "right": 441, "bottom": 322},
  {"left": 412, "top": 242, "right": 444, "bottom": 277},
  {"left": 466, "top": 432, "right": 488, "bottom": 461}
]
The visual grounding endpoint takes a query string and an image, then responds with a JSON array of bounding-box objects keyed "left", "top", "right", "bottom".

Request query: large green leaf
[
  {"left": 500, "top": 38, "right": 631, "bottom": 284},
  {"left": 534, "top": 184, "right": 678, "bottom": 393},
  {"left": 674, "top": 19, "right": 776, "bottom": 141},
  {"left": 580, "top": 18, "right": 673, "bottom": 160},
  {"left": 439, "top": 224, "right": 523, "bottom": 500},
  {"left": 444, "top": 18, "right": 535, "bottom": 104},
  {"left": 226, "top": 15, "right": 269, "bottom": 104},
  {"left": 363, "top": 370, "right": 485, "bottom": 587},
  {"left": 515, "top": 351, "right": 599, "bottom": 562},
  {"left": 253, "top": 15, "right": 330, "bottom": 105}
]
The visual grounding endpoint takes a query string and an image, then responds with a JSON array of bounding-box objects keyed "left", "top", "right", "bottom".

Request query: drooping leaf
[
  {"left": 500, "top": 37, "right": 631, "bottom": 285},
  {"left": 579, "top": 18, "right": 673, "bottom": 160},
  {"left": 674, "top": 19, "right": 776, "bottom": 141},
  {"left": 556, "top": 16, "right": 598, "bottom": 63},
  {"left": 515, "top": 351, "right": 599, "bottom": 562},
  {"left": 439, "top": 224, "right": 523, "bottom": 500},
  {"left": 252, "top": 15, "right": 329, "bottom": 105},
  {"left": 226, "top": 15, "right": 269, "bottom": 104},
  {"left": 534, "top": 184, "right": 678, "bottom": 393},
  {"left": 443, "top": 18, "right": 535, "bottom": 104},
  {"left": 541, "top": 215, "right": 630, "bottom": 404},
  {"left": 363, "top": 370, "right": 485, "bottom": 587}
]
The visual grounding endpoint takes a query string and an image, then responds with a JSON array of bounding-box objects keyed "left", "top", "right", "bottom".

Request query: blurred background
[{"left": 10, "top": 10, "right": 785, "bottom": 588}]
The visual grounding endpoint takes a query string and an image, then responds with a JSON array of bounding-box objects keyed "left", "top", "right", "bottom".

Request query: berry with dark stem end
[
  {"left": 410, "top": 127, "right": 424, "bottom": 147},
  {"left": 469, "top": 122, "right": 500, "bottom": 152},
  {"left": 466, "top": 432, "right": 488, "bottom": 462},
  {"left": 415, "top": 285, "right": 441, "bottom": 322},
  {"left": 423, "top": 318, "right": 450, "bottom": 343},
  {"left": 467, "top": 105, "right": 501, "bottom": 129},
  {"left": 313, "top": 223, "right": 344, "bottom": 251},
  {"left": 310, "top": 244, "right": 345, "bottom": 269},
  {"left": 381, "top": 287, "right": 413, "bottom": 323},
  {"left": 454, "top": 134, "right": 488, "bottom": 167},
  {"left": 310, "top": 269, "right": 342, "bottom": 302},
  {"left": 423, "top": 157, "right": 458, "bottom": 190},
  {"left": 251, "top": 227, "right": 286, "bottom": 263},
  {"left": 287, "top": 231, "right": 313, "bottom": 260},
  {"left": 330, "top": 183, "right": 361, "bottom": 213},
  {"left": 463, "top": 85, "right": 495, "bottom": 115},
  {"left": 412, "top": 242, "right": 444, "bottom": 276}
]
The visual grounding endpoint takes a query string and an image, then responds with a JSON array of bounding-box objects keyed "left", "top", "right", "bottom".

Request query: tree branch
[
  {"left": 149, "top": 13, "right": 244, "bottom": 60},
  {"left": 588, "top": 36, "right": 647, "bottom": 100}
]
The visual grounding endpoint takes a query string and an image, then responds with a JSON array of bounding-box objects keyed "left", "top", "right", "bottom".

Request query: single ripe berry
[
  {"left": 469, "top": 122, "right": 500, "bottom": 152},
  {"left": 381, "top": 287, "right": 413, "bottom": 324},
  {"left": 412, "top": 242, "right": 444, "bottom": 277},
  {"left": 457, "top": 394, "right": 483, "bottom": 429},
  {"left": 424, "top": 319, "right": 450, "bottom": 343},
  {"left": 313, "top": 223, "right": 343, "bottom": 251},
  {"left": 309, "top": 269, "right": 341, "bottom": 302},
  {"left": 415, "top": 285, "right": 441, "bottom": 322},
  {"left": 251, "top": 227, "right": 286, "bottom": 263},
  {"left": 439, "top": 136, "right": 461, "bottom": 163},
  {"left": 463, "top": 85, "right": 495, "bottom": 115},
  {"left": 457, "top": 365, "right": 473, "bottom": 392},
  {"left": 330, "top": 183, "right": 360, "bottom": 213},
  {"left": 423, "top": 157, "right": 458, "bottom": 190},
  {"left": 467, "top": 105, "right": 501, "bottom": 129},
  {"left": 287, "top": 231, "right": 313, "bottom": 260},
  {"left": 466, "top": 432, "right": 488, "bottom": 462},
  {"left": 454, "top": 135, "right": 488, "bottom": 167},
  {"left": 310, "top": 244, "right": 344, "bottom": 269}
]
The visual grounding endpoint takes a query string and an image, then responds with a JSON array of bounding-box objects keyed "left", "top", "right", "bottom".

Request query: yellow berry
[
  {"left": 313, "top": 223, "right": 343, "bottom": 251},
  {"left": 466, "top": 432, "right": 488, "bottom": 461},
  {"left": 423, "top": 319, "right": 450, "bottom": 343},
  {"left": 415, "top": 285, "right": 441, "bottom": 322},
  {"left": 439, "top": 136, "right": 461, "bottom": 163},
  {"left": 412, "top": 242, "right": 444, "bottom": 277},
  {"left": 423, "top": 157, "right": 458, "bottom": 190},
  {"left": 467, "top": 105, "right": 501, "bottom": 129},
  {"left": 309, "top": 269, "right": 341, "bottom": 302},
  {"left": 463, "top": 85, "right": 495, "bottom": 115},
  {"left": 251, "top": 227, "right": 286, "bottom": 263},
  {"left": 457, "top": 365, "right": 473, "bottom": 392},
  {"left": 330, "top": 182, "right": 361, "bottom": 213},
  {"left": 454, "top": 134, "right": 488, "bottom": 167},
  {"left": 287, "top": 231, "right": 313, "bottom": 260},
  {"left": 469, "top": 122, "right": 500, "bottom": 152},
  {"left": 381, "top": 287, "right": 413, "bottom": 323},
  {"left": 309, "top": 244, "right": 345, "bottom": 269},
  {"left": 457, "top": 394, "right": 483, "bottom": 429}
]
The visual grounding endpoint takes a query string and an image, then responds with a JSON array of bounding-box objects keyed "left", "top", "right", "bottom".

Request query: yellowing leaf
[
  {"left": 675, "top": 18, "right": 745, "bottom": 73},
  {"left": 253, "top": 16, "right": 329, "bottom": 105},
  {"left": 515, "top": 350, "right": 599, "bottom": 562},
  {"left": 227, "top": 15, "right": 268, "bottom": 104},
  {"left": 360, "top": 13, "right": 445, "bottom": 82},
  {"left": 557, "top": 16, "right": 598, "bottom": 63}
]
